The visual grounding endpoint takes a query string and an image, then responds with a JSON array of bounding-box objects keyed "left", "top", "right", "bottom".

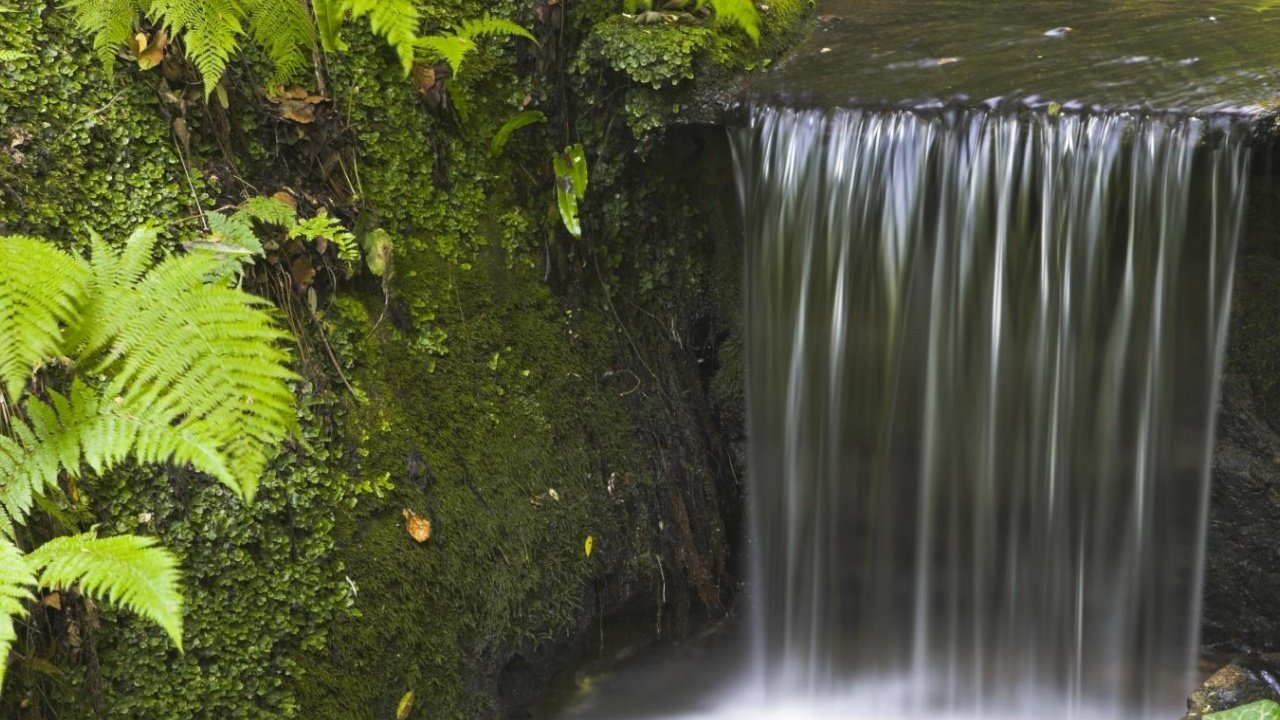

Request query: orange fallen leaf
[
  {"left": 135, "top": 30, "right": 168, "bottom": 70},
  {"left": 271, "top": 190, "right": 297, "bottom": 210},
  {"left": 403, "top": 508, "right": 432, "bottom": 542},
  {"left": 42, "top": 592, "right": 61, "bottom": 610},
  {"left": 278, "top": 99, "right": 317, "bottom": 124}
]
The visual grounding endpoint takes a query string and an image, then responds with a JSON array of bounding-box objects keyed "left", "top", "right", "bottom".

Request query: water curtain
[{"left": 734, "top": 106, "right": 1249, "bottom": 718}]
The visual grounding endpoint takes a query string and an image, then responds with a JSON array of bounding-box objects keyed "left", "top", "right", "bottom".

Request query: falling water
[{"left": 732, "top": 106, "right": 1249, "bottom": 719}]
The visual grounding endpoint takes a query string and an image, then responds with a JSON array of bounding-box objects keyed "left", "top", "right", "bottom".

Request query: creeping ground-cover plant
[
  {"left": 1206, "top": 700, "right": 1280, "bottom": 720},
  {"left": 0, "top": 228, "right": 298, "bottom": 694}
]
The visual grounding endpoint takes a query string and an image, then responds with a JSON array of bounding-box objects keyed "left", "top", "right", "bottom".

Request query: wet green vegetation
[{"left": 0, "top": 0, "right": 808, "bottom": 716}]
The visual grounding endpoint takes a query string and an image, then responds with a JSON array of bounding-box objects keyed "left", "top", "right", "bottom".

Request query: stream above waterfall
[{"left": 744, "top": 0, "right": 1280, "bottom": 114}]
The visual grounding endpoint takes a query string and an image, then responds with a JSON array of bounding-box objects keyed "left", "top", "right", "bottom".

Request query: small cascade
[{"left": 732, "top": 106, "right": 1250, "bottom": 719}]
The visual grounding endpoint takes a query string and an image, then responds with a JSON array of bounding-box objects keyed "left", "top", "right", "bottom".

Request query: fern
[
  {"left": 87, "top": 231, "right": 299, "bottom": 499},
  {"left": 290, "top": 209, "right": 358, "bottom": 262},
  {"left": 0, "top": 540, "right": 35, "bottom": 692},
  {"left": 64, "top": 0, "right": 531, "bottom": 91},
  {"left": 348, "top": 0, "right": 419, "bottom": 75},
  {"left": 0, "top": 227, "right": 300, "bottom": 695},
  {"left": 416, "top": 14, "right": 537, "bottom": 77},
  {"left": 64, "top": 0, "right": 142, "bottom": 73},
  {"left": 313, "top": 0, "right": 420, "bottom": 75},
  {"left": 206, "top": 211, "right": 263, "bottom": 255},
  {"left": 27, "top": 532, "right": 183, "bottom": 650},
  {"left": 245, "top": 0, "right": 315, "bottom": 86},
  {"left": 148, "top": 0, "right": 248, "bottom": 96},
  {"left": 65, "top": 0, "right": 313, "bottom": 95},
  {"left": 0, "top": 227, "right": 298, "bottom": 503},
  {"left": 0, "top": 49, "right": 30, "bottom": 62},
  {"left": 0, "top": 237, "right": 90, "bottom": 403},
  {"left": 235, "top": 195, "right": 297, "bottom": 228}
]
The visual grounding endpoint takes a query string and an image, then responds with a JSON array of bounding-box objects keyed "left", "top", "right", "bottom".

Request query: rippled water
[{"left": 746, "top": 0, "right": 1280, "bottom": 113}]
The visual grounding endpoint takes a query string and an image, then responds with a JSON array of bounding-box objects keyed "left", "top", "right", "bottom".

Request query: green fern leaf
[
  {"left": 290, "top": 210, "right": 358, "bottom": 262},
  {"left": 348, "top": 0, "right": 419, "bottom": 75},
  {"left": 149, "top": 0, "right": 248, "bottom": 96},
  {"left": 415, "top": 34, "right": 471, "bottom": 76},
  {"left": 0, "top": 50, "right": 30, "bottom": 62},
  {"left": 418, "top": 15, "right": 536, "bottom": 77},
  {"left": 234, "top": 196, "right": 297, "bottom": 228},
  {"left": 206, "top": 211, "right": 263, "bottom": 255},
  {"left": 245, "top": 0, "right": 315, "bottom": 85},
  {"left": 0, "top": 539, "right": 36, "bottom": 693},
  {"left": 65, "top": 0, "right": 142, "bottom": 73},
  {"left": 0, "top": 236, "right": 90, "bottom": 403},
  {"left": 27, "top": 532, "right": 183, "bottom": 651},
  {"left": 457, "top": 15, "right": 536, "bottom": 44},
  {"left": 97, "top": 252, "right": 299, "bottom": 500}
]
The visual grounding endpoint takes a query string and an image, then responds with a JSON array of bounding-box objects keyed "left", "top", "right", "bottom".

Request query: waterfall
[{"left": 732, "top": 106, "right": 1250, "bottom": 719}]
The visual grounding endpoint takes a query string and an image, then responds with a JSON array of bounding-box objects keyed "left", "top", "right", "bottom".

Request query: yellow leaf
[
  {"left": 584, "top": 535, "right": 594, "bottom": 557},
  {"left": 396, "top": 689, "right": 414, "bottom": 719},
  {"left": 136, "top": 30, "right": 168, "bottom": 70}
]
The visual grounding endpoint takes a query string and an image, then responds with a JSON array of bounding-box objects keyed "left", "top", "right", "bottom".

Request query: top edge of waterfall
[
  {"left": 724, "top": 95, "right": 1267, "bottom": 126},
  {"left": 736, "top": 0, "right": 1280, "bottom": 123}
]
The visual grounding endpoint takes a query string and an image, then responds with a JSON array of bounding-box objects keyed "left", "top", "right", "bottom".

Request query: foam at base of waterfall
[{"left": 646, "top": 679, "right": 1177, "bottom": 720}]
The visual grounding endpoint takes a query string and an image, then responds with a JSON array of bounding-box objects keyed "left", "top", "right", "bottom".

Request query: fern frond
[
  {"left": 27, "top": 532, "right": 183, "bottom": 651},
  {"left": 417, "top": 15, "right": 535, "bottom": 76},
  {"left": 207, "top": 212, "right": 263, "bottom": 254},
  {"left": 245, "top": 0, "right": 314, "bottom": 85},
  {"left": 0, "top": 386, "right": 95, "bottom": 534},
  {"left": 708, "top": 0, "right": 759, "bottom": 42},
  {"left": 149, "top": 0, "right": 248, "bottom": 96},
  {"left": 71, "top": 227, "right": 161, "bottom": 362},
  {"left": 65, "top": 0, "right": 142, "bottom": 73},
  {"left": 0, "top": 236, "right": 90, "bottom": 404},
  {"left": 415, "top": 34, "right": 471, "bottom": 76},
  {"left": 234, "top": 196, "right": 297, "bottom": 228},
  {"left": 290, "top": 210, "right": 357, "bottom": 262},
  {"left": 0, "top": 539, "right": 36, "bottom": 692},
  {"left": 96, "top": 249, "right": 298, "bottom": 500},
  {"left": 457, "top": 15, "right": 536, "bottom": 44},
  {"left": 348, "top": 0, "right": 419, "bottom": 75}
]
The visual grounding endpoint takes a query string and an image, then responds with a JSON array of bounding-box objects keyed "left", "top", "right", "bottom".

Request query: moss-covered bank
[{"left": 0, "top": 0, "right": 809, "bottom": 716}]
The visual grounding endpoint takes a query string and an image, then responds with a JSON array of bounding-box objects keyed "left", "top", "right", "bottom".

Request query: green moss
[
  {"left": 570, "top": 0, "right": 813, "bottom": 135},
  {"left": 295, "top": 237, "right": 664, "bottom": 718},
  {"left": 0, "top": 4, "right": 200, "bottom": 242}
]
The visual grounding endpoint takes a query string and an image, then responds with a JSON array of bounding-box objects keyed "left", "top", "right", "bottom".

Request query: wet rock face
[
  {"left": 1201, "top": 149, "right": 1280, "bottom": 655},
  {"left": 1184, "top": 655, "right": 1280, "bottom": 718}
]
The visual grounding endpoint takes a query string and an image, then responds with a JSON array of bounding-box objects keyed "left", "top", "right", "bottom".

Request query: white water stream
[{"left": 727, "top": 105, "right": 1250, "bottom": 720}]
